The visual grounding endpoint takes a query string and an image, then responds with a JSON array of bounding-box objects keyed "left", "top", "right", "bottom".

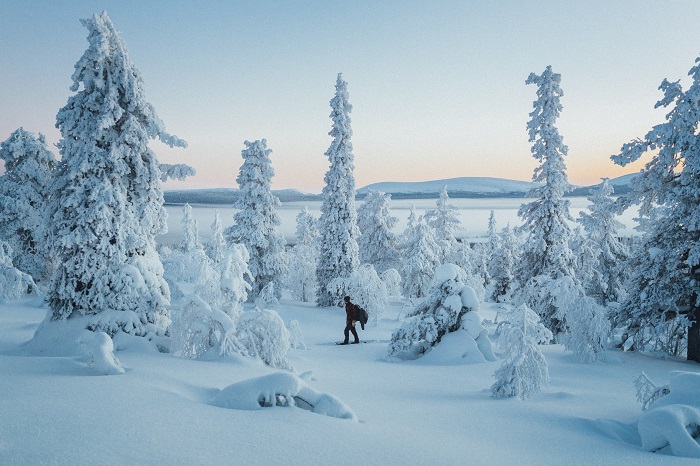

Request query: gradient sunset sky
[{"left": 2, "top": 0, "right": 700, "bottom": 193}]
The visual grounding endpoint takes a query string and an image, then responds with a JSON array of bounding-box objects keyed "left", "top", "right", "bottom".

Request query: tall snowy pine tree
[
  {"left": 515, "top": 66, "right": 576, "bottom": 334},
  {"left": 0, "top": 128, "right": 56, "bottom": 281},
  {"left": 316, "top": 74, "right": 360, "bottom": 306},
  {"left": 225, "top": 139, "right": 287, "bottom": 299},
  {"left": 611, "top": 55, "right": 700, "bottom": 361},
  {"left": 46, "top": 12, "right": 186, "bottom": 337}
]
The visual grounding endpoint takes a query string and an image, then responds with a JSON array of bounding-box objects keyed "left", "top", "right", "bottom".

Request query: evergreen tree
[
  {"left": 0, "top": 128, "right": 56, "bottom": 281},
  {"left": 490, "top": 225, "right": 518, "bottom": 302},
  {"left": 569, "top": 226, "right": 605, "bottom": 303},
  {"left": 46, "top": 12, "right": 186, "bottom": 337},
  {"left": 611, "top": 55, "right": 700, "bottom": 361},
  {"left": 577, "top": 179, "right": 630, "bottom": 304},
  {"left": 225, "top": 139, "right": 287, "bottom": 299},
  {"left": 515, "top": 66, "right": 576, "bottom": 334},
  {"left": 180, "top": 203, "right": 200, "bottom": 253},
  {"left": 357, "top": 189, "right": 399, "bottom": 273},
  {"left": 206, "top": 210, "right": 226, "bottom": 264},
  {"left": 424, "top": 186, "right": 461, "bottom": 261},
  {"left": 400, "top": 217, "right": 441, "bottom": 298},
  {"left": 316, "top": 73, "right": 360, "bottom": 306},
  {"left": 287, "top": 207, "right": 319, "bottom": 302}
]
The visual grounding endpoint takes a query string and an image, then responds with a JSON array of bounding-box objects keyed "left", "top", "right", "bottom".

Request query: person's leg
[
  {"left": 351, "top": 325, "right": 359, "bottom": 343},
  {"left": 343, "top": 323, "right": 351, "bottom": 344}
]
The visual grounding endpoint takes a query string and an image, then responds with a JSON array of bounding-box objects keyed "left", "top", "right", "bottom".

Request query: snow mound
[
  {"left": 211, "top": 372, "right": 357, "bottom": 421},
  {"left": 77, "top": 330, "right": 124, "bottom": 375}
]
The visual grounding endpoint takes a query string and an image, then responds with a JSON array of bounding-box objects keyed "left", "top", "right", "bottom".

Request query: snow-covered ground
[{"left": 1, "top": 296, "right": 697, "bottom": 465}]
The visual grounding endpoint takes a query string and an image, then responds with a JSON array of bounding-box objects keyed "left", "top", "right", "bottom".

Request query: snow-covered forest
[{"left": 2, "top": 11, "right": 700, "bottom": 464}]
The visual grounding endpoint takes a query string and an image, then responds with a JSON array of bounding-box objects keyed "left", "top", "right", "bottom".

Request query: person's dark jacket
[{"left": 345, "top": 302, "right": 358, "bottom": 324}]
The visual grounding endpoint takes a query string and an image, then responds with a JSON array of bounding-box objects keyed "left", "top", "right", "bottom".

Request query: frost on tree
[
  {"left": 515, "top": 66, "right": 576, "bottom": 335},
  {"left": 577, "top": 179, "right": 630, "bottom": 305},
  {"left": 388, "top": 264, "right": 494, "bottom": 361},
  {"left": 424, "top": 186, "right": 461, "bottom": 261},
  {"left": 287, "top": 207, "right": 319, "bottom": 302},
  {"left": 0, "top": 128, "right": 56, "bottom": 281},
  {"left": 45, "top": 12, "right": 186, "bottom": 338},
  {"left": 316, "top": 73, "right": 360, "bottom": 306},
  {"left": 225, "top": 139, "right": 287, "bottom": 300},
  {"left": 610, "top": 55, "right": 700, "bottom": 362},
  {"left": 357, "top": 190, "right": 399, "bottom": 273},
  {"left": 491, "top": 304, "right": 550, "bottom": 399},
  {"left": 400, "top": 216, "right": 441, "bottom": 298}
]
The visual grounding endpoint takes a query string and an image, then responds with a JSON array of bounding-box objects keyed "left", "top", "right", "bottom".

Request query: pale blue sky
[{"left": 2, "top": 0, "right": 700, "bottom": 192}]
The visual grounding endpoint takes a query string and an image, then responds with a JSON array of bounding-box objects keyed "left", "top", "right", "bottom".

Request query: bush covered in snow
[
  {"left": 329, "top": 264, "right": 388, "bottom": 326},
  {"left": 235, "top": 309, "right": 292, "bottom": 370},
  {"left": 388, "top": 264, "right": 493, "bottom": 361},
  {"left": 77, "top": 330, "right": 124, "bottom": 375}
]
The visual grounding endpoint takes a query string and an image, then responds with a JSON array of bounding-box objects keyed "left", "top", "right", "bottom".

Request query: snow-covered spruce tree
[
  {"left": 225, "top": 139, "right": 287, "bottom": 300},
  {"left": 46, "top": 12, "right": 186, "bottom": 338},
  {"left": 287, "top": 207, "right": 319, "bottom": 302},
  {"left": 577, "top": 179, "right": 630, "bottom": 305},
  {"left": 424, "top": 186, "right": 461, "bottom": 261},
  {"left": 490, "top": 225, "right": 518, "bottom": 303},
  {"left": 388, "top": 264, "right": 495, "bottom": 361},
  {"left": 610, "top": 55, "right": 700, "bottom": 362},
  {"left": 180, "top": 203, "right": 199, "bottom": 253},
  {"left": 0, "top": 128, "right": 56, "bottom": 281},
  {"left": 329, "top": 263, "right": 388, "bottom": 326},
  {"left": 357, "top": 189, "right": 399, "bottom": 273},
  {"left": 316, "top": 73, "right": 360, "bottom": 306},
  {"left": 206, "top": 210, "right": 227, "bottom": 264},
  {"left": 400, "top": 216, "right": 441, "bottom": 298},
  {"left": 485, "top": 210, "right": 499, "bottom": 282},
  {"left": 569, "top": 226, "right": 605, "bottom": 303},
  {"left": 515, "top": 66, "right": 576, "bottom": 335},
  {"left": 491, "top": 303, "right": 550, "bottom": 399}
]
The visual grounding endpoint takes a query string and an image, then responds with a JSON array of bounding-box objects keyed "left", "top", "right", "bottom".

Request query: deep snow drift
[{"left": 1, "top": 295, "right": 699, "bottom": 465}]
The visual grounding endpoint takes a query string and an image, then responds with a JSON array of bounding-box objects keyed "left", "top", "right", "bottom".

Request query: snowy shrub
[
  {"left": 329, "top": 264, "right": 388, "bottom": 326},
  {"left": 236, "top": 309, "right": 292, "bottom": 370},
  {"left": 288, "top": 320, "right": 307, "bottom": 350},
  {"left": 219, "top": 243, "right": 253, "bottom": 315},
  {"left": 388, "top": 264, "right": 493, "bottom": 361},
  {"left": 0, "top": 241, "right": 39, "bottom": 300},
  {"left": 634, "top": 372, "right": 670, "bottom": 412},
  {"left": 558, "top": 293, "right": 611, "bottom": 363},
  {"left": 254, "top": 282, "right": 279, "bottom": 310},
  {"left": 381, "top": 268, "right": 402, "bottom": 297},
  {"left": 212, "top": 372, "right": 357, "bottom": 421},
  {"left": 491, "top": 304, "right": 550, "bottom": 399},
  {"left": 77, "top": 330, "right": 124, "bottom": 375},
  {"left": 170, "top": 295, "right": 238, "bottom": 359}
]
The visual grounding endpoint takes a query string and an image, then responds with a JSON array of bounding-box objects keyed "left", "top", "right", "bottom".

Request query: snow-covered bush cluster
[{"left": 388, "top": 264, "right": 493, "bottom": 361}]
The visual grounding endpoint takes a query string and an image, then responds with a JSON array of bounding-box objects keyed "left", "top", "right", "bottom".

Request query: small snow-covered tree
[
  {"left": 180, "top": 203, "right": 199, "bottom": 253},
  {"left": 569, "top": 226, "right": 605, "bottom": 303},
  {"left": 45, "top": 12, "right": 186, "bottom": 337},
  {"left": 490, "top": 225, "right": 518, "bottom": 302},
  {"left": 235, "top": 309, "right": 292, "bottom": 370},
  {"left": 515, "top": 66, "right": 576, "bottom": 335},
  {"left": 357, "top": 190, "right": 399, "bottom": 272},
  {"left": 0, "top": 240, "right": 38, "bottom": 300},
  {"left": 225, "top": 139, "right": 287, "bottom": 300},
  {"left": 206, "top": 210, "right": 227, "bottom": 264},
  {"left": 329, "top": 264, "right": 388, "bottom": 326},
  {"left": 491, "top": 303, "right": 550, "bottom": 399},
  {"left": 424, "top": 186, "right": 461, "bottom": 261},
  {"left": 389, "top": 264, "right": 494, "bottom": 361},
  {"left": 577, "top": 179, "right": 630, "bottom": 304},
  {"left": 400, "top": 217, "right": 441, "bottom": 298},
  {"left": 610, "top": 53, "right": 700, "bottom": 361},
  {"left": 316, "top": 73, "right": 360, "bottom": 306},
  {"left": 381, "top": 268, "right": 402, "bottom": 297},
  {"left": 0, "top": 128, "right": 56, "bottom": 281},
  {"left": 287, "top": 207, "right": 319, "bottom": 302}
]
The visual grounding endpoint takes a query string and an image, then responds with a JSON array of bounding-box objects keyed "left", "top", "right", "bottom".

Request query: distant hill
[{"left": 164, "top": 174, "right": 639, "bottom": 204}]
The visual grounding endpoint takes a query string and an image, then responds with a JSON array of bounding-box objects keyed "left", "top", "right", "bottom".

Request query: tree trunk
[{"left": 688, "top": 309, "right": 700, "bottom": 363}]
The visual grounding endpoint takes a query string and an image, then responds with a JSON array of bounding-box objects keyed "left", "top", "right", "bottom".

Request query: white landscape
[{"left": 3, "top": 5, "right": 700, "bottom": 466}]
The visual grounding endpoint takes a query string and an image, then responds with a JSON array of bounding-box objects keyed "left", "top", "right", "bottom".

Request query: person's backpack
[{"left": 356, "top": 305, "right": 369, "bottom": 330}]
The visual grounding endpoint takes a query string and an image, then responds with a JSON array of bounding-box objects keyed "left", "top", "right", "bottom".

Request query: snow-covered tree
[
  {"left": 316, "top": 73, "right": 360, "bottom": 306},
  {"left": 328, "top": 264, "right": 388, "bottom": 326},
  {"left": 180, "top": 203, "right": 199, "bottom": 253},
  {"left": 424, "top": 186, "right": 461, "bottom": 261},
  {"left": 287, "top": 207, "right": 319, "bottom": 302},
  {"left": 491, "top": 303, "right": 550, "bottom": 399},
  {"left": 235, "top": 309, "right": 292, "bottom": 370},
  {"left": 577, "top": 179, "right": 630, "bottom": 304},
  {"left": 45, "top": 12, "right": 186, "bottom": 337},
  {"left": 357, "top": 190, "right": 399, "bottom": 272},
  {"left": 225, "top": 139, "right": 287, "bottom": 300},
  {"left": 381, "top": 268, "right": 402, "bottom": 297},
  {"left": 206, "top": 210, "right": 227, "bottom": 264},
  {"left": 485, "top": 210, "right": 499, "bottom": 281},
  {"left": 569, "top": 226, "right": 605, "bottom": 303},
  {"left": 490, "top": 225, "right": 518, "bottom": 302},
  {"left": 515, "top": 66, "right": 576, "bottom": 334},
  {"left": 0, "top": 128, "right": 56, "bottom": 281},
  {"left": 389, "top": 264, "right": 495, "bottom": 361},
  {"left": 610, "top": 54, "right": 700, "bottom": 362},
  {"left": 0, "top": 240, "right": 38, "bottom": 300},
  {"left": 400, "top": 216, "right": 441, "bottom": 298}
]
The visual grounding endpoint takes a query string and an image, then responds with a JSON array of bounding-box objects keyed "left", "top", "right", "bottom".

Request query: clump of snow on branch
[
  {"left": 388, "top": 264, "right": 493, "bottom": 361},
  {"left": 212, "top": 372, "right": 357, "bottom": 421},
  {"left": 329, "top": 264, "right": 388, "bottom": 326},
  {"left": 491, "top": 304, "right": 550, "bottom": 399},
  {"left": 159, "top": 163, "right": 196, "bottom": 182}
]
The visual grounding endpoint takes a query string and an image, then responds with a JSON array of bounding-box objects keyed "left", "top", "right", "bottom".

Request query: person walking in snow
[{"left": 341, "top": 295, "right": 360, "bottom": 345}]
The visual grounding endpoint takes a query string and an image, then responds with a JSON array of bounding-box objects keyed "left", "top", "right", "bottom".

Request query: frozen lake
[{"left": 158, "top": 197, "right": 640, "bottom": 247}]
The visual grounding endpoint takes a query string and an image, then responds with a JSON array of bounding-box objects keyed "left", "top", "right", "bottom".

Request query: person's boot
[{"left": 352, "top": 340, "right": 360, "bottom": 344}]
